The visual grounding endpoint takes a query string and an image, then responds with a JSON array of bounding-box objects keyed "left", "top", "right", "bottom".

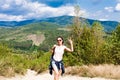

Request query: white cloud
[
  {"left": 20, "top": 1, "right": 87, "bottom": 19},
  {"left": 92, "top": 10, "right": 103, "bottom": 17},
  {"left": 0, "top": 0, "right": 88, "bottom": 21},
  {"left": 117, "top": 0, "right": 120, "bottom": 2},
  {"left": 0, "top": 14, "right": 24, "bottom": 21},
  {"left": 115, "top": 3, "right": 120, "bottom": 11},
  {"left": 104, "top": 7, "right": 114, "bottom": 12},
  {"left": 99, "top": 18, "right": 108, "bottom": 21},
  {"left": 88, "top": 10, "right": 112, "bottom": 21},
  {"left": 1, "top": 4, "right": 10, "bottom": 9}
]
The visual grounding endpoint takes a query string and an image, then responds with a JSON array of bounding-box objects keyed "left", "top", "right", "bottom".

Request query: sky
[{"left": 0, "top": 0, "right": 120, "bottom": 22}]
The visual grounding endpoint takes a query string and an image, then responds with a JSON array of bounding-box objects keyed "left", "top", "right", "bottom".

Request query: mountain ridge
[{"left": 0, "top": 15, "right": 119, "bottom": 31}]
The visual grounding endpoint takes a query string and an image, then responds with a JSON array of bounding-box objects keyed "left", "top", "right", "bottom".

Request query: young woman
[{"left": 49, "top": 36, "right": 73, "bottom": 80}]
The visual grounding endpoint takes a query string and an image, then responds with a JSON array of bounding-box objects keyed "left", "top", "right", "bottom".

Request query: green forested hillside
[{"left": 0, "top": 22, "right": 70, "bottom": 51}]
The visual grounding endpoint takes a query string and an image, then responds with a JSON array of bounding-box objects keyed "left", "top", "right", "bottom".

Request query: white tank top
[{"left": 53, "top": 45, "right": 66, "bottom": 61}]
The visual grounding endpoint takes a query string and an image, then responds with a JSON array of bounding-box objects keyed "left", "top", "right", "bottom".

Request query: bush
[{"left": 0, "top": 43, "right": 51, "bottom": 76}]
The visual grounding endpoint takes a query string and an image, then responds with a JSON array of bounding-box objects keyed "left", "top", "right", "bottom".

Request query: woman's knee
[{"left": 54, "top": 72, "right": 59, "bottom": 77}]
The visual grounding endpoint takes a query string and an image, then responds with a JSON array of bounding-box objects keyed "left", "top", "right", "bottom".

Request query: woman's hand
[
  {"left": 68, "top": 37, "right": 73, "bottom": 44},
  {"left": 66, "top": 37, "right": 73, "bottom": 52}
]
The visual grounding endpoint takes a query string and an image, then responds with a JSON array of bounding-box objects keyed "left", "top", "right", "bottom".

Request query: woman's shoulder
[
  {"left": 53, "top": 44, "right": 66, "bottom": 48},
  {"left": 52, "top": 44, "right": 57, "bottom": 48},
  {"left": 53, "top": 44, "right": 57, "bottom": 47},
  {"left": 62, "top": 45, "right": 67, "bottom": 48}
]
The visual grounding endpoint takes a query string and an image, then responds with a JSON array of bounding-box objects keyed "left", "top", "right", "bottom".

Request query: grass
[
  {"left": 0, "top": 44, "right": 120, "bottom": 79},
  {"left": 65, "top": 64, "right": 120, "bottom": 79},
  {"left": 0, "top": 43, "right": 51, "bottom": 77},
  {"left": 0, "top": 49, "right": 120, "bottom": 79},
  {"left": 0, "top": 52, "right": 50, "bottom": 77}
]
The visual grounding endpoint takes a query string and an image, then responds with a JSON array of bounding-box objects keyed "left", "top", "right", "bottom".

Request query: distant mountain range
[{"left": 0, "top": 16, "right": 119, "bottom": 31}]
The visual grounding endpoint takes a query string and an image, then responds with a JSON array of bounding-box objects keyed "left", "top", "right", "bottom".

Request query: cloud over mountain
[
  {"left": 0, "top": 0, "right": 120, "bottom": 21},
  {"left": 0, "top": 0, "right": 87, "bottom": 21}
]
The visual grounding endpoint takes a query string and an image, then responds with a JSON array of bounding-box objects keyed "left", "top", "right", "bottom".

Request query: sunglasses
[{"left": 57, "top": 39, "right": 62, "bottom": 41}]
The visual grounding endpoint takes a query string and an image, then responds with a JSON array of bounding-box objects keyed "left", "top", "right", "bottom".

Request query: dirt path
[{"left": 0, "top": 69, "right": 114, "bottom": 80}]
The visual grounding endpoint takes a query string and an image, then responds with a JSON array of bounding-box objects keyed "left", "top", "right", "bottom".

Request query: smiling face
[{"left": 57, "top": 37, "right": 63, "bottom": 45}]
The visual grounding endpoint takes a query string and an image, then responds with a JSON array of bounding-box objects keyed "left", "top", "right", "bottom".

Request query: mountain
[
  {"left": 40, "top": 16, "right": 119, "bottom": 31},
  {"left": 86, "top": 19, "right": 119, "bottom": 32},
  {"left": 0, "top": 20, "right": 36, "bottom": 27},
  {"left": 0, "top": 22, "right": 69, "bottom": 51},
  {"left": 0, "top": 16, "right": 119, "bottom": 51},
  {"left": 0, "top": 16, "right": 119, "bottom": 31}
]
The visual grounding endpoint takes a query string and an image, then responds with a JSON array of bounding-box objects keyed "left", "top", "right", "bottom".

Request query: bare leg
[
  {"left": 53, "top": 69, "right": 62, "bottom": 80},
  {"left": 53, "top": 71, "right": 59, "bottom": 80},
  {"left": 52, "top": 62, "right": 59, "bottom": 80},
  {"left": 59, "top": 69, "right": 62, "bottom": 77}
]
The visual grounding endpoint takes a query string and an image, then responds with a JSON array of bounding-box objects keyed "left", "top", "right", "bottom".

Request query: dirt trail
[{"left": 0, "top": 69, "right": 114, "bottom": 80}]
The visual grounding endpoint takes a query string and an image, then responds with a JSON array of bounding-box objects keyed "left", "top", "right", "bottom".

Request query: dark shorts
[
  {"left": 51, "top": 58, "right": 63, "bottom": 70},
  {"left": 49, "top": 57, "right": 65, "bottom": 75}
]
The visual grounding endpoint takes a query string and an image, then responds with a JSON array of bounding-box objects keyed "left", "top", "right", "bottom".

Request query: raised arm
[{"left": 65, "top": 38, "right": 74, "bottom": 52}]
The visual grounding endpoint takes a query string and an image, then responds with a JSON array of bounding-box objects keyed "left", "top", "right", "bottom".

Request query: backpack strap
[{"left": 51, "top": 45, "right": 56, "bottom": 58}]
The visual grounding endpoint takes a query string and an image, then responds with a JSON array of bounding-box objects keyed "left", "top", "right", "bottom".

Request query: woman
[{"left": 49, "top": 36, "right": 73, "bottom": 80}]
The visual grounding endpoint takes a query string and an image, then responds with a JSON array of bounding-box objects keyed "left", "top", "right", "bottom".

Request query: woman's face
[{"left": 57, "top": 37, "right": 63, "bottom": 45}]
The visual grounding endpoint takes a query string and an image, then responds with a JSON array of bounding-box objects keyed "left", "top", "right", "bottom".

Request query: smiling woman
[{"left": 49, "top": 36, "right": 73, "bottom": 80}]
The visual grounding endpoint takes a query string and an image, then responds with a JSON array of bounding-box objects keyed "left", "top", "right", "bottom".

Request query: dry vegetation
[
  {"left": 27, "top": 34, "right": 45, "bottom": 46},
  {"left": 57, "top": 27, "right": 71, "bottom": 31},
  {"left": 65, "top": 64, "right": 120, "bottom": 79}
]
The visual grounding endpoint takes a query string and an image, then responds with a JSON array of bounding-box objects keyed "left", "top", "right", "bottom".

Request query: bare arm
[
  {"left": 65, "top": 38, "right": 74, "bottom": 52},
  {"left": 50, "top": 45, "right": 56, "bottom": 54}
]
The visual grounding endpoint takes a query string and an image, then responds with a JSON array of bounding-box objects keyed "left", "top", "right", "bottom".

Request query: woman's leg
[
  {"left": 58, "top": 69, "right": 62, "bottom": 77},
  {"left": 52, "top": 62, "right": 59, "bottom": 80},
  {"left": 53, "top": 71, "right": 59, "bottom": 80},
  {"left": 53, "top": 69, "right": 62, "bottom": 80}
]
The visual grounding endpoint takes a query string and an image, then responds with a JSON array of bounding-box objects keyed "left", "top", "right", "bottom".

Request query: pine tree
[
  {"left": 90, "top": 21, "right": 106, "bottom": 64},
  {"left": 109, "top": 24, "right": 120, "bottom": 64},
  {"left": 70, "top": 6, "right": 106, "bottom": 64},
  {"left": 70, "top": 5, "right": 84, "bottom": 64}
]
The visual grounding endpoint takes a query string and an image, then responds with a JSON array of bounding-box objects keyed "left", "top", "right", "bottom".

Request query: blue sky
[{"left": 0, "top": 0, "right": 120, "bottom": 21}]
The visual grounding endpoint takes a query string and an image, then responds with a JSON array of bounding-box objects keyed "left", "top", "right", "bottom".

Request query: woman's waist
[
  {"left": 53, "top": 55, "right": 63, "bottom": 61},
  {"left": 52, "top": 57, "right": 63, "bottom": 63}
]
